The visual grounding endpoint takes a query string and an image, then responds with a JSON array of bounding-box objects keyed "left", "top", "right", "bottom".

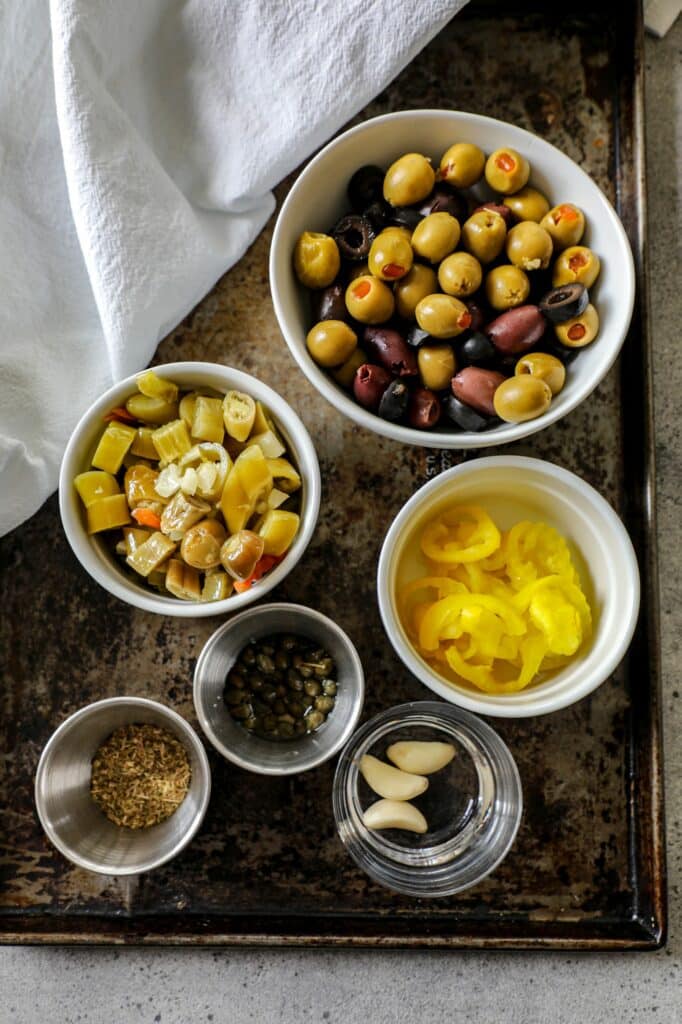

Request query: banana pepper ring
[
  {"left": 420, "top": 505, "right": 501, "bottom": 564},
  {"left": 418, "top": 592, "right": 526, "bottom": 652}
]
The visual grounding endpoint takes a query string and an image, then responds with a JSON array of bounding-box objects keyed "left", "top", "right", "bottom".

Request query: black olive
[
  {"left": 442, "top": 394, "right": 490, "bottom": 432},
  {"left": 539, "top": 283, "right": 589, "bottom": 323},
  {"left": 389, "top": 206, "right": 423, "bottom": 230},
  {"left": 332, "top": 214, "right": 375, "bottom": 261},
  {"left": 406, "top": 324, "right": 437, "bottom": 348},
  {"left": 418, "top": 184, "right": 467, "bottom": 223},
  {"left": 310, "top": 282, "right": 347, "bottom": 322},
  {"left": 378, "top": 380, "right": 410, "bottom": 422},
  {"left": 540, "top": 337, "right": 581, "bottom": 365},
  {"left": 348, "top": 165, "right": 385, "bottom": 211},
  {"left": 457, "top": 331, "right": 497, "bottom": 367},
  {"left": 466, "top": 301, "right": 486, "bottom": 334},
  {"left": 363, "top": 199, "right": 391, "bottom": 232}
]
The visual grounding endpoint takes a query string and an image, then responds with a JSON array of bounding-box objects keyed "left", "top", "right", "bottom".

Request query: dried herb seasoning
[{"left": 90, "top": 723, "right": 191, "bottom": 829}]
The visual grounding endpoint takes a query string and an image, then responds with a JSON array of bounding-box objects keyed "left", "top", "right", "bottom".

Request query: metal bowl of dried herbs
[{"left": 34, "top": 697, "right": 211, "bottom": 875}]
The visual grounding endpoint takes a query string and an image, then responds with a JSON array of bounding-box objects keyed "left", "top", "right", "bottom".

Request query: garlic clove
[
  {"left": 386, "top": 740, "right": 456, "bottom": 775},
  {"left": 362, "top": 798, "right": 428, "bottom": 834},
  {"left": 359, "top": 754, "right": 429, "bottom": 801}
]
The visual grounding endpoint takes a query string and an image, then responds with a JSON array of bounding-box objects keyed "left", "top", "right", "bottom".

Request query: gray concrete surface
[{"left": 1, "top": 21, "right": 680, "bottom": 1024}]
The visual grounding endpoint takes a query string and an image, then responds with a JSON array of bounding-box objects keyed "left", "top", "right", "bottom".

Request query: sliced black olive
[
  {"left": 442, "top": 394, "right": 490, "bottom": 432},
  {"left": 406, "top": 324, "right": 437, "bottom": 348},
  {"left": 389, "top": 206, "right": 423, "bottom": 230},
  {"left": 457, "top": 331, "right": 496, "bottom": 367},
  {"left": 332, "top": 214, "right": 376, "bottom": 261},
  {"left": 363, "top": 199, "right": 392, "bottom": 232},
  {"left": 378, "top": 380, "right": 410, "bottom": 422},
  {"left": 348, "top": 165, "right": 385, "bottom": 211},
  {"left": 539, "top": 283, "right": 589, "bottom": 324},
  {"left": 310, "top": 282, "right": 346, "bottom": 322},
  {"left": 417, "top": 184, "right": 467, "bottom": 223}
]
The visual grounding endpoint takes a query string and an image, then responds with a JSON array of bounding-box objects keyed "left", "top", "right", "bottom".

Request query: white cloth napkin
[{"left": 0, "top": 0, "right": 466, "bottom": 537}]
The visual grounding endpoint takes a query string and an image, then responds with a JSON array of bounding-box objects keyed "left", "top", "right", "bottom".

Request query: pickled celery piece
[
  {"left": 136, "top": 370, "right": 178, "bottom": 404},
  {"left": 125, "top": 394, "right": 179, "bottom": 424},
  {"left": 268, "top": 487, "right": 289, "bottom": 509},
  {"left": 223, "top": 390, "right": 256, "bottom": 442},
  {"left": 124, "top": 464, "right": 160, "bottom": 506},
  {"left": 86, "top": 494, "right": 131, "bottom": 534},
  {"left": 234, "top": 445, "right": 272, "bottom": 504},
  {"left": 126, "top": 531, "right": 177, "bottom": 576},
  {"left": 151, "top": 419, "right": 192, "bottom": 462},
  {"left": 246, "top": 429, "right": 285, "bottom": 459},
  {"left": 74, "top": 471, "right": 120, "bottom": 508},
  {"left": 192, "top": 396, "right": 224, "bottom": 444},
  {"left": 220, "top": 464, "right": 252, "bottom": 534},
  {"left": 165, "top": 559, "right": 201, "bottom": 600},
  {"left": 91, "top": 422, "right": 136, "bottom": 474},
  {"left": 130, "top": 427, "right": 159, "bottom": 460},
  {"left": 123, "top": 527, "right": 152, "bottom": 555},
  {"left": 266, "top": 457, "right": 301, "bottom": 493},
  {"left": 160, "top": 491, "right": 210, "bottom": 540},
  {"left": 257, "top": 509, "right": 300, "bottom": 556},
  {"left": 201, "top": 571, "right": 233, "bottom": 602},
  {"left": 179, "top": 392, "right": 198, "bottom": 427},
  {"left": 148, "top": 567, "right": 168, "bottom": 589}
]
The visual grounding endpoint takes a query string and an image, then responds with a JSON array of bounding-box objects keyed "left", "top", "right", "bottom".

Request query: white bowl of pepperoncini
[{"left": 377, "top": 456, "right": 640, "bottom": 717}]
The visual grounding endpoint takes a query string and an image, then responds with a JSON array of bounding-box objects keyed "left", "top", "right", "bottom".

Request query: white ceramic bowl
[
  {"left": 377, "top": 456, "right": 640, "bottom": 717},
  {"left": 59, "top": 361, "right": 321, "bottom": 617},
  {"left": 270, "top": 109, "right": 635, "bottom": 448}
]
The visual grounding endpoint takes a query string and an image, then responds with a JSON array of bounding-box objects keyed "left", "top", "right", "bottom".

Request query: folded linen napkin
[{"left": 0, "top": 0, "right": 466, "bottom": 536}]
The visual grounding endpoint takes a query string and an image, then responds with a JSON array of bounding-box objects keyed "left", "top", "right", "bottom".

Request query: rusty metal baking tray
[{"left": 0, "top": 0, "right": 665, "bottom": 948}]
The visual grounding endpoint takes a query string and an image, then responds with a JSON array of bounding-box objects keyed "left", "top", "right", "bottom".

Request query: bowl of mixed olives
[{"left": 269, "top": 110, "right": 635, "bottom": 447}]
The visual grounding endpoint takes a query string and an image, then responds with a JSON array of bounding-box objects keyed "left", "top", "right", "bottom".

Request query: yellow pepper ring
[
  {"left": 420, "top": 505, "right": 501, "bottom": 563},
  {"left": 418, "top": 592, "right": 527, "bottom": 652}
]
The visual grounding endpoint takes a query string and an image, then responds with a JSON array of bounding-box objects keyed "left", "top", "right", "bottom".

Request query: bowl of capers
[{"left": 193, "top": 603, "right": 365, "bottom": 775}]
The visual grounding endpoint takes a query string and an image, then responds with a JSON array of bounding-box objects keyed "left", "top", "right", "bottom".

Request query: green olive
[
  {"left": 554, "top": 303, "right": 599, "bottom": 347},
  {"left": 515, "top": 352, "right": 566, "bottom": 395},
  {"left": 461, "top": 210, "right": 507, "bottom": 264},
  {"left": 505, "top": 221, "right": 553, "bottom": 271},
  {"left": 383, "top": 226, "right": 413, "bottom": 245},
  {"left": 437, "top": 252, "right": 482, "bottom": 298},
  {"left": 306, "top": 320, "right": 358, "bottom": 367},
  {"left": 394, "top": 263, "right": 439, "bottom": 319},
  {"left": 332, "top": 347, "right": 367, "bottom": 389},
  {"left": 383, "top": 153, "right": 435, "bottom": 207},
  {"left": 493, "top": 375, "right": 552, "bottom": 423},
  {"left": 503, "top": 186, "right": 550, "bottom": 223},
  {"left": 344, "top": 276, "right": 395, "bottom": 324},
  {"left": 540, "top": 204, "right": 586, "bottom": 250},
  {"left": 293, "top": 231, "right": 340, "bottom": 288},
  {"left": 552, "top": 246, "right": 601, "bottom": 287},
  {"left": 485, "top": 265, "right": 530, "bottom": 310},
  {"left": 368, "top": 230, "right": 413, "bottom": 281},
  {"left": 180, "top": 518, "right": 227, "bottom": 570},
  {"left": 484, "top": 148, "right": 530, "bottom": 194},
  {"left": 410, "top": 212, "right": 460, "bottom": 264},
  {"left": 415, "top": 294, "right": 471, "bottom": 339},
  {"left": 439, "top": 142, "right": 486, "bottom": 188},
  {"left": 418, "top": 344, "right": 456, "bottom": 390}
]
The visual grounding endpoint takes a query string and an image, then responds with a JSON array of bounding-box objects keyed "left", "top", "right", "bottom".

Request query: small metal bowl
[
  {"left": 193, "top": 602, "right": 365, "bottom": 775},
  {"left": 35, "top": 697, "right": 211, "bottom": 875}
]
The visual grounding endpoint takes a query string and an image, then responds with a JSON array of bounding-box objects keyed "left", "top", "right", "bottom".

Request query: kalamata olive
[
  {"left": 442, "top": 394, "right": 490, "bottom": 432},
  {"left": 457, "top": 331, "right": 497, "bottom": 367},
  {"left": 363, "top": 326, "right": 418, "bottom": 378},
  {"left": 311, "top": 282, "right": 346, "bottom": 322},
  {"left": 406, "top": 324, "right": 436, "bottom": 348},
  {"left": 348, "top": 165, "right": 385, "bottom": 211},
  {"left": 539, "top": 283, "right": 589, "bottom": 323},
  {"left": 474, "top": 202, "right": 514, "bottom": 228},
  {"left": 408, "top": 387, "right": 441, "bottom": 429},
  {"left": 485, "top": 305, "right": 546, "bottom": 354},
  {"left": 389, "top": 206, "right": 423, "bottom": 230},
  {"left": 466, "top": 301, "right": 486, "bottom": 333},
  {"left": 418, "top": 184, "right": 467, "bottom": 223},
  {"left": 378, "top": 380, "right": 410, "bottom": 421},
  {"left": 332, "top": 214, "right": 376, "bottom": 261},
  {"left": 353, "top": 363, "right": 392, "bottom": 411},
  {"left": 363, "top": 199, "right": 391, "bottom": 232},
  {"left": 451, "top": 367, "right": 506, "bottom": 416}
]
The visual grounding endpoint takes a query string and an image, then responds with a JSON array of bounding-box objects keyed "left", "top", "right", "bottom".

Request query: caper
[
  {"left": 241, "top": 646, "right": 256, "bottom": 666},
  {"left": 280, "top": 636, "right": 297, "bottom": 651},
  {"left": 228, "top": 669, "right": 246, "bottom": 689},
  {"left": 274, "top": 651, "right": 289, "bottom": 671},
  {"left": 278, "top": 721, "right": 295, "bottom": 738},
  {"left": 278, "top": 713, "right": 295, "bottom": 725},
  {"left": 224, "top": 688, "right": 243, "bottom": 706},
  {"left": 263, "top": 715, "right": 277, "bottom": 732},
  {"left": 243, "top": 716, "right": 258, "bottom": 731},
  {"left": 294, "top": 721, "right": 307, "bottom": 737},
  {"left": 249, "top": 673, "right": 264, "bottom": 692},
  {"left": 262, "top": 687, "right": 277, "bottom": 704},
  {"left": 275, "top": 685, "right": 287, "bottom": 698},
  {"left": 304, "top": 680, "right": 322, "bottom": 698},
  {"left": 299, "top": 665, "right": 313, "bottom": 679},
  {"left": 231, "top": 704, "right": 252, "bottom": 720},
  {"left": 322, "top": 680, "right": 337, "bottom": 696},
  {"left": 256, "top": 652, "right": 275, "bottom": 674},
  {"left": 305, "top": 710, "right": 325, "bottom": 731},
  {"left": 272, "top": 699, "right": 286, "bottom": 715},
  {"left": 287, "top": 670, "right": 304, "bottom": 691},
  {"left": 313, "top": 657, "right": 334, "bottom": 677},
  {"left": 315, "top": 696, "right": 335, "bottom": 714},
  {"left": 287, "top": 699, "right": 305, "bottom": 718}
]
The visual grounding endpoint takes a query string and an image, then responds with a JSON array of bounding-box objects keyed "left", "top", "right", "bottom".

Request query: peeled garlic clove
[
  {"left": 362, "top": 799, "right": 428, "bottom": 834},
  {"left": 386, "top": 740, "right": 456, "bottom": 775},
  {"left": 359, "top": 754, "right": 429, "bottom": 801}
]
